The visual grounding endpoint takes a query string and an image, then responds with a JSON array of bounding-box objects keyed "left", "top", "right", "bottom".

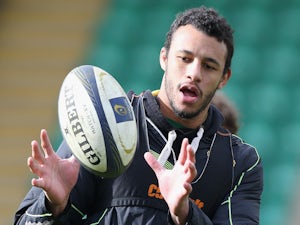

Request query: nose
[{"left": 186, "top": 62, "right": 201, "bottom": 82}]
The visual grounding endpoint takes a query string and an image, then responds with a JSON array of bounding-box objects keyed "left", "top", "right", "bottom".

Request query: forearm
[{"left": 14, "top": 187, "right": 73, "bottom": 225}]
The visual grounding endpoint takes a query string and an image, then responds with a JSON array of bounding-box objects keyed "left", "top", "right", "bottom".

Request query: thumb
[
  {"left": 144, "top": 152, "right": 164, "bottom": 176},
  {"left": 68, "top": 155, "right": 81, "bottom": 171},
  {"left": 69, "top": 155, "right": 79, "bottom": 164}
]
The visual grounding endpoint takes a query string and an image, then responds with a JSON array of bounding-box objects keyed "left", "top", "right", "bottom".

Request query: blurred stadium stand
[
  {"left": 0, "top": 0, "right": 105, "bottom": 224},
  {"left": 1, "top": 0, "right": 299, "bottom": 224}
]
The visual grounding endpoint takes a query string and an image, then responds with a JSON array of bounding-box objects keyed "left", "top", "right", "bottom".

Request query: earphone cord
[{"left": 157, "top": 126, "right": 204, "bottom": 166}]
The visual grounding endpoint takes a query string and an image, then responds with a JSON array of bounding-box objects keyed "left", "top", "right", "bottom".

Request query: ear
[
  {"left": 218, "top": 69, "right": 231, "bottom": 89},
  {"left": 159, "top": 47, "right": 167, "bottom": 71}
]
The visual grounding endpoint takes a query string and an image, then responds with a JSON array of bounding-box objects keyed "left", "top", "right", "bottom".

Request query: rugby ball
[{"left": 58, "top": 65, "right": 137, "bottom": 178}]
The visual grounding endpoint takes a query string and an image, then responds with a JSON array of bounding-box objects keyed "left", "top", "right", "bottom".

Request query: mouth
[{"left": 179, "top": 84, "right": 200, "bottom": 103}]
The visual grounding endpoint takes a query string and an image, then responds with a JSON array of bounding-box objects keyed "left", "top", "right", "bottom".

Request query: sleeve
[
  {"left": 167, "top": 148, "right": 263, "bottom": 225},
  {"left": 14, "top": 186, "right": 72, "bottom": 225},
  {"left": 212, "top": 157, "right": 263, "bottom": 224}
]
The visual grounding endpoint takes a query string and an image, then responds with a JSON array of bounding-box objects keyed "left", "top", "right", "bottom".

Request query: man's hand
[
  {"left": 144, "top": 138, "right": 197, "bottom": 225},
  {"left": 28, "top": 129, "right": 80, "bottom": 216}
]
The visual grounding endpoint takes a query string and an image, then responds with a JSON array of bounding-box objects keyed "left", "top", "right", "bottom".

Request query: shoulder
[
  {"left": 230, "top": 134, "right": 263, "bottom": 200},
  {"left": 231, "top": 134, "right": 262, "bottom": 173}
]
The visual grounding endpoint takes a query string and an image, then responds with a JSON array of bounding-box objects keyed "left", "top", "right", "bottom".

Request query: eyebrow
[
  {"left": 177, "top": 49, "right": 221, "bottom": 67},
  {"left": 205, "top": 57, "right": 221, "bottom": 68}
]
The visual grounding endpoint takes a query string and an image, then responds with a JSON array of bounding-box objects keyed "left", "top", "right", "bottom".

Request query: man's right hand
[{"left": 28, "top": 129, "right": 80, "bottom": 216}]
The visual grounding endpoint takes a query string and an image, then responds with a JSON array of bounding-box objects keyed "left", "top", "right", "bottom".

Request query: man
[{"left": 14, "top": 6, "right": 263, "bottom": 225}]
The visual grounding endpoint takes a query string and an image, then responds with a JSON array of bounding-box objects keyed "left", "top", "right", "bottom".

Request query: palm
[
  {"left": 28, "top": 129, "right": 80, "bottom": 209},
  {"left": 144, "top": 138, "right": 197, "bottom": 224},
  {"left": 37, "top": 153, "right": 79, "bottom": 206},
  {"left": 157, "top": 157, "right": 194, "bottom": 213}
]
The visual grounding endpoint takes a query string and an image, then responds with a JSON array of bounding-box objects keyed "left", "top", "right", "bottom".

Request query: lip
[{"left": 179, "top": 83, "right": 200, "bottom": 103}]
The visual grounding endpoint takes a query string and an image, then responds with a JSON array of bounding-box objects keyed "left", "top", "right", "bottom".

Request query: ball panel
[
  {"left": 95, "top": 71, "right": 137, "bottom": 166},
  {"left": 75, "top": 66, "right": 124, "bottom": 177},
  {"left": 81, "top": 67, "right": 126, "bottom": 177},
  {"left": 58, "top": 71, "right": 107, "bottom": 173}
]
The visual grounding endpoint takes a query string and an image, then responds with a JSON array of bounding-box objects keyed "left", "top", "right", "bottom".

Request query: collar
[{"left": 142, "top": 90, "right": 225, "bottom": 138}]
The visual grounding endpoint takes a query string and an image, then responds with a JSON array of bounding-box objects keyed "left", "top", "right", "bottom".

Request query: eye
[
  {"left": 177, "top": 56, "right": 192, "bottom": 63},
  {"left": 203, "top": 63, "right": 216, "bottom": 71}
]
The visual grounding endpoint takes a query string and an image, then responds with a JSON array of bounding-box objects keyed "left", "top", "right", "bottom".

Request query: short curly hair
[{"left": 164, "top": 6, "right": 234, "bottom": 74}]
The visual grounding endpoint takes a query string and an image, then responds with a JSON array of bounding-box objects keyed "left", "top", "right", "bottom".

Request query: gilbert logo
[{"left": 63, "top": 84, "right": 100, "bottom": 165}]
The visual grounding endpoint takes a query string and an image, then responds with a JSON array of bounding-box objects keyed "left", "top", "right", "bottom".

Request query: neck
[{"left": 156, "top": 95, "right": 208, "bottom": 129}]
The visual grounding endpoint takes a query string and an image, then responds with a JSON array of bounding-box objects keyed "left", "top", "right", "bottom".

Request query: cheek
[
  {"left": 165, "top": 64, "right": 184, "bottom": 83},
  {"left": 165, "top": 72, "right": 179, "bottom": 94},
  {"left": 201, "top": 78, "right": 221, "bottom": 95},
  {"left": 204, "top": 74, "right": 225, "bottom": 89}
]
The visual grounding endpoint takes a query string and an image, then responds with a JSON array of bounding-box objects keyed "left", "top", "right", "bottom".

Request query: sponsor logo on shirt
[{"left": 147, "top": 183, "right": 204, "bottom": 209}]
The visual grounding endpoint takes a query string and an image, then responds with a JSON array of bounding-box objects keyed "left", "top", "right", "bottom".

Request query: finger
[
  {"left": 68, "top": 155, "right": 81, "bottom": 169},
  {"left": 185, "top": 162, "right": 197, "bottom": 183},
  {"left": 182, "top": 144, "right": 195, "bottom": 170},
  {"left": 27, "top": 157, "right": 34, "bottom": 173},
  {"left": 40, "top": 129, "right": 54, "bottom": 157},
  {"left": 69, "top": 155, "right": 79, "bottom": 164},
  {"left": 178, "top": 138, "right": 189, "bottom": 165},
  {"left": 183, "top": 182, "right": 193, "bottom": 195},
  {"left": 31, "top": 140, "right": 45, "bottom": 164},
  {"left": 186, "top": 144, "right": 196, "bottom": 164},
  {"left": 31, "top": 177, "right": 45, "bottom": 189},
  {"left": 144, "top": 152, "right": 164, "bottom": 176},
  {"left": 27, "top": 156, "right": 44, "bottom": 178},
  {"left": 28, "top": 156, "right": 50, "bottom": 191}
]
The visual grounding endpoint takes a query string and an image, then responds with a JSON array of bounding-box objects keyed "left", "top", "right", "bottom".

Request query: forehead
[{"left": 170, "top": 25, "right": 227, "bottom": 64}]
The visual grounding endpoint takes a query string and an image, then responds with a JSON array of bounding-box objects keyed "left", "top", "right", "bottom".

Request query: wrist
[
  {"left": 45, "top": 197, "right": 69, "bottom": 217},
  {"left": 170, "top": 200, "right": 190, "bottom": 225}
]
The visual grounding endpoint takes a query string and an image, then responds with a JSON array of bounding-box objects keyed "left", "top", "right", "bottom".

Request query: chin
[{"left": 174, "top": 108, "right": 201, "bottom": 120}]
